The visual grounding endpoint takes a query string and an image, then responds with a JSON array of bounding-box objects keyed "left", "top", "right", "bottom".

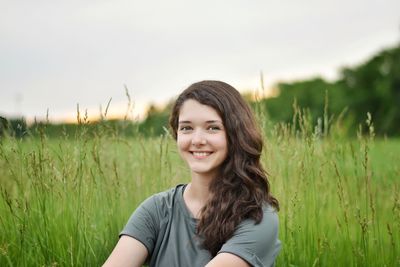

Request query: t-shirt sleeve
[
  {"left": 119, "top": 196, "right": 160, "bottom": 255},
  {"left": 218, "top": 207, "right": 281, "bottom": 267}
]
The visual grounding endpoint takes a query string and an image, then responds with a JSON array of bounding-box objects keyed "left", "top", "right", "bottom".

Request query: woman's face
[{"left": 177, "top": 99, "right": 228, "bottom": 179}]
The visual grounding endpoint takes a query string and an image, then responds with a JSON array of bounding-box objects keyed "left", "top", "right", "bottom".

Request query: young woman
[{"left": 103, "top": 80, "right": 281, "bottom": 267}]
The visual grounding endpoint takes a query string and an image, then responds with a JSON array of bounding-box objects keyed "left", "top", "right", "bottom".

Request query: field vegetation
[{"left": 0, "top": 104, "right": 399, "bottom": 266}]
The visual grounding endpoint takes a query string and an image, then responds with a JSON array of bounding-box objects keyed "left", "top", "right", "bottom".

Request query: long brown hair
[{"left": 169, "top": 80, "right": 279, "bottom": 256}]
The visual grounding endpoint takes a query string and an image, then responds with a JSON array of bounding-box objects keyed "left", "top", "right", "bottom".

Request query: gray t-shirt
[{"left": 120, "top": 184, "right": 281, "bottom": 267}]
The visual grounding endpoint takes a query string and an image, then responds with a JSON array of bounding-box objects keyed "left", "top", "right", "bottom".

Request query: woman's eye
[
  {"left": 208, "top": 126, "right": 221, "bottom": 131},
  {"left": 179, "top": 126, "right": 192, "bottom": 131}
]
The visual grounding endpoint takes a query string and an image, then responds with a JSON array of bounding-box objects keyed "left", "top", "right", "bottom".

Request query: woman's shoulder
[
  {"left": 262, "top": 203, "right": 279, "bottom": 222},
  {"left": 260, "top": 204, "right": 280, "bottom": 233},
  {"left": 139, "top": 184, "right": 186, "bottom": 216},
  {"left": 228, "top": 203, "right": 280, "bottom": 246},
  {"left": 149, "top": 184, "right": 185, "bottom": 204},
  {"left": 239, "top": 203, "right": 279, "bottom": 231}
]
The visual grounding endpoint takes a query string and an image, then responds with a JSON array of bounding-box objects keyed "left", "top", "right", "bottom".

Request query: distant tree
[
  {"left": 0, "top": 117, "right": 28, "bottom": 138},
  {"left": 138, "top": 100, "right": 174, "bottom": 137},
  {"left": 0, "top": 116, "right": 9, "bottom": 137},
  {"left": 339, "top": 45, "right": 400, "bottom": 135},
  {"left": 259, "top": 44, "right": 400, "bottom": 136}
]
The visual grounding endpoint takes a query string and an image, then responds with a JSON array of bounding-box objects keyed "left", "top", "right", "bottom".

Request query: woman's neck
[
  {"left": 183, "top": 172, "right": 214, "bottom": 218},
  {"left": 187, "top": 181, "right": 209, "bottom": 202}
]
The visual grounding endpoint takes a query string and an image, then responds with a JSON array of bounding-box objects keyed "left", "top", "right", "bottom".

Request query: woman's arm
[
  {"left": 102, "top": 235, "right": 148, "bottom": 267},
  {"left": 205, "top": 253, "right": 250, "bottom": 267}
]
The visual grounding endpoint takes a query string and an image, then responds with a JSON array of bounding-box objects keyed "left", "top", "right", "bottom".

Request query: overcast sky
[{"left": 1, "top": 0, "right": 399, "bottom": 122}]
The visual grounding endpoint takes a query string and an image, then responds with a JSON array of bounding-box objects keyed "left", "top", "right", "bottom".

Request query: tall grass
[{"left": 0, "top": 107, "right": 399, "bottom": 266}]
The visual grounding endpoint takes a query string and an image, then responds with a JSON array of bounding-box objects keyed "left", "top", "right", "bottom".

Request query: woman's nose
[{"left": 191, "top": 130, "right": 207, "bottom": 145}]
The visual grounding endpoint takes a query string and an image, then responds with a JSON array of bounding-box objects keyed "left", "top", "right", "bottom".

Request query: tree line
[{"left": 1, "top": 43, "right": 399, "bottom": 138}]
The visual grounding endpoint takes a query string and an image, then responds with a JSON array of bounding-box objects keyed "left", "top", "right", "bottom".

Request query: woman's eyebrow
[
  {"left": 178, "top": 120, "right": 223, "bottom": 124},
  {"left": 206, "top": 120, "right": 223, "bottom": 123}
]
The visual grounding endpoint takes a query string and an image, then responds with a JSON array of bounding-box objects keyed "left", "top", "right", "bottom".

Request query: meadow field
[{"left": 0, "top": 116, "right": 399, "bottom": 266}]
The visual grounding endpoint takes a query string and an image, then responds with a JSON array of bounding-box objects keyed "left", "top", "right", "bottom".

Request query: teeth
[{"left": 192, "top": 152, "right": 211, "bottom": 157}]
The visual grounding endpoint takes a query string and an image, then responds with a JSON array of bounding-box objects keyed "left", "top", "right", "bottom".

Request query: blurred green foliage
[
  {"left": 1, "top": 44, "right": 399, "bottom": 138},
  {"left": 261, "top": 44, "right": 400, "bottom": 136},
  {"left": 0, "top": 116, "right": 28, "bottom": 139}
]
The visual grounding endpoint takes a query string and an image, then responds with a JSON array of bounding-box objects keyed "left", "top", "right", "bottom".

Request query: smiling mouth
[{"left": 191, "top": 151, "right": 213, "bottom": 158}]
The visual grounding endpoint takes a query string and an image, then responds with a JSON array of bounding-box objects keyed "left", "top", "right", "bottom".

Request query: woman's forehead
[{"left": 178, "top": 99, "right": 222, "bottom": 122}]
